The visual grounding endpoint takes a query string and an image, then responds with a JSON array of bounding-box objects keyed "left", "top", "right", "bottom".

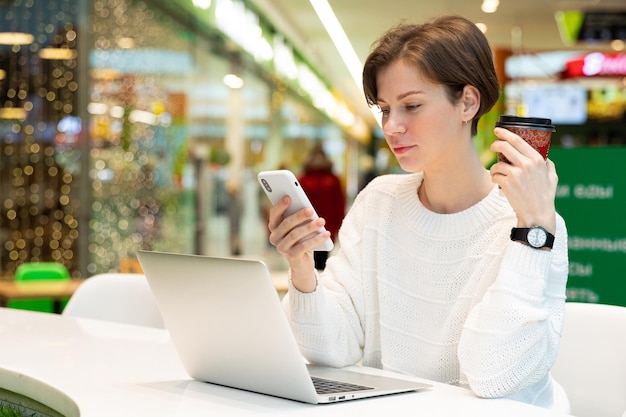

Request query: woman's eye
[
  {"left": 406, "top": 104, "right": 420, "bottom": 111},
  {"left": 378, "top": 107, "right": 390, "bottom": 115}
]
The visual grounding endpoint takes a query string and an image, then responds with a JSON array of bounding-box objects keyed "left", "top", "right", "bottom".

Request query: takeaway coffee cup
[{"left": 495, "top": 115, "right": 555, "bottom": 164}]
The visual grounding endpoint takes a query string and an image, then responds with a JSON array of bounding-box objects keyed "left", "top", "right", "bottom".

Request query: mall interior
[
  {"left": 0, "top": 1, "right": 625, "bottom": 292},
  {"left": 1, "top": 0, "right": 626, "bottom": 303},
  {"left": 1, "top": 0, "right": 626, "bottom": 416}
]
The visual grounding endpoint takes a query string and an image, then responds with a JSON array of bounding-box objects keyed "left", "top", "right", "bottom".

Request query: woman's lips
[{"left": 392, "top": 145, "right": 415, "bottom": 155}]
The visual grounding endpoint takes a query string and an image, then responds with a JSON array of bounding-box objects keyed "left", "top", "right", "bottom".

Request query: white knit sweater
[{"left": 283, "top": 172, "right": 569, "bottom": 409}]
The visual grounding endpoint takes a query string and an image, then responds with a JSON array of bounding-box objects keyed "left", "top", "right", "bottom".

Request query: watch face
[{"left": 528, "top": 227, "right": 547, "bottom": 248}]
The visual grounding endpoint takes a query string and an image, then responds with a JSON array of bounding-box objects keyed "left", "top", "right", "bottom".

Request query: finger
[
  {"left": 490, "top": 139, "right": 524, "bottom": 169},
  {"left": 490, "top": 136, "right": 515, "bottom": 159},
  {"left": 494, "top": 127, "right": 540, "bottom": 160},
  {"left": 287, "top": 217, "right": 327, "bottom": 248},
  {"left": 267, "top": 196, "right": 290, "bottom": 231},
  {"left": 489, "top": 159, "right": 511, "bottom": 179},
  {"left": 546, "top": 158, "right": 559, "bottom": 187},
  {"left": 275, "top": 218, "right": 330, "bottom": 256},
  {"left": 270, "top": 204, "right": 320, "bottom": 249}
]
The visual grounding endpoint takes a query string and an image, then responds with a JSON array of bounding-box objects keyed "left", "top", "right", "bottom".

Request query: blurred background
[{"left": 1, "top": 0, "right": 625, "bottom": 305}]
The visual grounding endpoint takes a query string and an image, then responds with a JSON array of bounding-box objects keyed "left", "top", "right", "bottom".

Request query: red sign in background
[{"left": 564, "top": 52, "right": 626, "bottom": 78}]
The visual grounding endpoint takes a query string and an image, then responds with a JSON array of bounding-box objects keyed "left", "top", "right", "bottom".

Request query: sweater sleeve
[
  {"left": 281, "top": 191, "right": 370, "bottom": 368},
  {"left": 457, "top": 214, "right": 569, "bottom": 399}
]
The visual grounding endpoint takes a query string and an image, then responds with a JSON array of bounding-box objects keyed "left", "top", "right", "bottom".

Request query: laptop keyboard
[{"left": 311, "top": 376, "right": 374, "bottom": 394}]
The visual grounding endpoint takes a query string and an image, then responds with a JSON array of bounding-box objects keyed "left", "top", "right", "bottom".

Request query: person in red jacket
[{"left": 298, "top": 144, "right": 345, "bottom": 270}]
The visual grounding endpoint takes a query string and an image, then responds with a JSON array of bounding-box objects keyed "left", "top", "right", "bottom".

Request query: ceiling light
[
  {"left": 110, "top": 106, "right": 125, "bottom": 118},
  {"left": 129, "top": 109, "right": 158, "bottom": 125},
  {"left": 309, "top": 0, "right": 362, "bottom": 92},
  {"left": 309, "top": 0, "right": 380, "bottom": 124},
  {"left": 481, "top": 0, "right": 499, "bottom": 13},
  {"left": 87, "top": 102, "right": 108, "bottom": 115},
  {"left": 337, "top": 103, "right": 355, "bottom": 126},
  {"left": 0, "top": 32, "right": 34, "bottom": 45},
  {"left": 38, "top": 47, "right": 77, "bottom": 60},
  {"left": 116, "top": 37, "right": 135, "bottom": 49},
  {"left": 91, "top": 68, "right": 121, "bottom": 80},
  {"left": 611, "top": 40, "right": 625, "bottom": 51},
  {"left": 476, "top": 23, "right": 488, "bottom": 34},
  {"left": 0, "top": 107, "right": 27, "bottom": 120},
  {"left": 223, "top": 74, "right": 244, "bottom": 89},
  {"left": 192, "top": 0, "right": 211, "bottom": 9}
]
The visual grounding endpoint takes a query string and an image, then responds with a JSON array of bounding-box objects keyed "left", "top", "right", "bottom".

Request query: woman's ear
[{"left": 462, "top": 85, "right": 480, "bottom": 121}]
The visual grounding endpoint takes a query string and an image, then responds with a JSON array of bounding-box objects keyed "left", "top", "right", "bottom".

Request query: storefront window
[
  {"left": 88, "top": 0, "right": 200, "bottom": 273},
  {"left": 1, "top": 0, "right": 81, "bottom": 275},
  {"left": 1, "top": 0, "right": 354, "bottom": 277}
]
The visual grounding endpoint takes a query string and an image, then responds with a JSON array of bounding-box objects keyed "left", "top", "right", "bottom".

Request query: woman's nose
[{"left": 382, "top": 112, "right": 406, "bottom": 136}]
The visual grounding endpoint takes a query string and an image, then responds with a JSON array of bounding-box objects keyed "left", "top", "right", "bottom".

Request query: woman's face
[{"left": 376, "top": 59, "right": 466, "bottom": 174}]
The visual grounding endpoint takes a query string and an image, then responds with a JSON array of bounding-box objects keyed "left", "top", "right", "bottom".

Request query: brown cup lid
[{"left": 496, "top": 115, "right": 556, "bottom": 132}]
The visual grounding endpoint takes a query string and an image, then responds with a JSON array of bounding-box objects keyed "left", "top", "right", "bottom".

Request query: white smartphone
[{"left": 257, "top": 169, "right": 334, "bottom": 251}]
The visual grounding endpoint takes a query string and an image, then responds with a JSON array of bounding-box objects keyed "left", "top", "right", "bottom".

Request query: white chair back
[
  {"left": 551, "top": 302, "right": 626, "bottom": 417},
  {"left": 63, "top": 273, "right": 165, "bottom": 328}
]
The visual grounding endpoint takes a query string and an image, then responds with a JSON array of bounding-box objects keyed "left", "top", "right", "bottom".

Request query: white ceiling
[{"left": 249, "top": 0, "right": 624, "bottom": 130}]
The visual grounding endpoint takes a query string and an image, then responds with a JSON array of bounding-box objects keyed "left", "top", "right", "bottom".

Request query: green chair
[{"left": 8, "top": 262, "right": 71, "bottom": 313}]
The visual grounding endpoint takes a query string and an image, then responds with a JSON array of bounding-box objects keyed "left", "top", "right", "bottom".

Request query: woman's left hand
[{"left": 489, "top": 127, "right": 558, "bottom": 233}]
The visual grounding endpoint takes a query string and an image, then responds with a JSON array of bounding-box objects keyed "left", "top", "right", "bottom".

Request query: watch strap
[{"left": 510, "top": 227, "right": 555, "bottom": 249}]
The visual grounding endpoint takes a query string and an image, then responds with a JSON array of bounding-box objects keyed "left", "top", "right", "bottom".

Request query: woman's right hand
[{"left": 268, "top": 195, "right": 330, "bottom": 292}]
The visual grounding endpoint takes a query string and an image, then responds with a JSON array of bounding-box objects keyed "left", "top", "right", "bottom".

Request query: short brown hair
[{"left": 362, "top": 15, "right": 500, "bottom": 136}]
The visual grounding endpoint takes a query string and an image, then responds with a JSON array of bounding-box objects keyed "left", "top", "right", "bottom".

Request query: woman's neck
[{"left": 418, "top": 157, "right": 493, "bottom": 214}]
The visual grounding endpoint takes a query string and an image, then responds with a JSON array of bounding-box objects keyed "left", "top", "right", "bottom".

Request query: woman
[{"left": 267, "top": 15, "right": 569, "bottom": 410}]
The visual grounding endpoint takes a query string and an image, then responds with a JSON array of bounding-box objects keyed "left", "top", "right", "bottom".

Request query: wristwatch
[{"left": 510, "top": 226, "right": 555, "bottom": 249}]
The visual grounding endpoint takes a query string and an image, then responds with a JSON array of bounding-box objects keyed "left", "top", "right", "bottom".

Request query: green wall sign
[{"left": 551, "top": 147, "right": 626, "bottom": 307}]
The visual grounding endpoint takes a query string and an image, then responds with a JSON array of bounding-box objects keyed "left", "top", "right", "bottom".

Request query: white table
[{"left": 0, "top": 308, "right": 573, "bottom": 417}]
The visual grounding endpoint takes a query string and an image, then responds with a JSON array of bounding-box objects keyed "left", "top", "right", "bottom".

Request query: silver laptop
[{"left": 137, "top": 251, "right": 430, "bottom": 404}]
